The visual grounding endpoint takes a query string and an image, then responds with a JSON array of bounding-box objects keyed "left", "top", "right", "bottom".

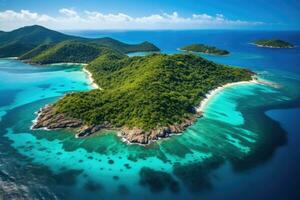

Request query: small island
[
  {"left": 179, "top": 44, "right": 229, "bottom": 55},
  {"left": 253, "top": 39, "right": 294, "bottom": 48}
]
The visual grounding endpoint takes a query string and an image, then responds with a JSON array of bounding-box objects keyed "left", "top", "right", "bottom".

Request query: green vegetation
[
  {"left": 91, "top": 38, "right": 160, "bottom": 53},
  {"left": 27, "top": 41, "right": 110, "bottom": 64},
  {"left": 180, "top": 44, "right": 229, "bottom": 55},
  {"left": 20, "top": 39, "right": 145, "bottom": 64},
  {"left": 254, "top": 39, "right": 294, "bottom": 48},
  {"left": 53, "top": 52, "right": 252, "bottom": 130},
  {"left": 0, "top": 42, "right": 35, "bottom": 57},
  {"left": 0, "top": 25, "right": 160, "bottom": 58},
  {"left": 0, "top": 25, "right": 75, "bottom": 57},
  {"left": 3, "top": 25, "right": 253, "bottom": 132},
  {"left": 19, "top": 44, "right": 55, "bottom": 60}
]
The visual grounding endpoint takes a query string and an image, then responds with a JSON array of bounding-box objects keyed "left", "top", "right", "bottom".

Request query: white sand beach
[
  {"left": 196, "top": 78, "right": 260, "bottom": 112},
  {"left": 47, "top": 62, "right": 101, "bottom": 89},
  {"left": 83, "top": 67, "right": 101, "bottom": 90}
]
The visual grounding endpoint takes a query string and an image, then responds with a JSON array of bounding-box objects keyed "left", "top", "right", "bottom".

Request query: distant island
[
  {"left": 253, "top": 39, "right": 294, "bottom": 48},
  {"left": 179, "top": 44, "right": 229, "bottom": 55},
  {"left": 0, "top": 25, "right": 160, "bottom": 59},
  {"left": 1, "top": 25, "right": 254, "bottom": 144}
]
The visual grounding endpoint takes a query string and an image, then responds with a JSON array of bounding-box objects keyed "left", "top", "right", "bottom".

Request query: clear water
[{"left": 0, "top": 31, "right": 300, "bottom": 200}]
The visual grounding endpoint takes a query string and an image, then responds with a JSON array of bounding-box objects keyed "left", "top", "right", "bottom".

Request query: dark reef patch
[
  {"left": 173, "top": 160, "right": 221, "bottom": 192},
  {"left": 124, "top": 163, "right": 131, "bottom": 169},
  {"left": 0, "top": 89, "right": 21, "bottom": 107},
  {"left": 118, "top": 184, "right": 130, "bottom": 195},
  {"left": 37, "top": 84, "right": 51, "bottom": 90},
  {"left": 52, "top": 170, "right": 83, "bottom": 186},
  {"left": 139, "top": 167, "right": 180, "bottom": 193},
  {"left": 108, "top": 159, "right": 114, "bottom": 164},
  {"left": 84, "top": 181, "right": 103, "bottom": 192}
]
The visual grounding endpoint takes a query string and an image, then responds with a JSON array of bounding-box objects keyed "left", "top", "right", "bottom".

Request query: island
[
  {"left": 253, "top": 39, "right": 294, "bottom": 48},
  {"left": 179, "top": 44, "right": 229, "bottom": 55},
  {"left": 31, "top": 50, "right": 253, "bottom": 144}
]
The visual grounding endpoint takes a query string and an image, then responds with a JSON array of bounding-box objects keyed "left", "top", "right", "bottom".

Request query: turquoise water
[{"left": 1, "top": 31, "right": 300, "bottom": 199}]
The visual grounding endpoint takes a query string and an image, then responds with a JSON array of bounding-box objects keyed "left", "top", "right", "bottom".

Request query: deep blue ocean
[{"left": 0, "top": 30, "right": 299, "bottom": 200}]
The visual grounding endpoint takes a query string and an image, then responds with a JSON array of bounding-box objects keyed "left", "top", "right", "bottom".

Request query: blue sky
[{"left": 0, "top": 0, "right": 300, "bottom": 30}]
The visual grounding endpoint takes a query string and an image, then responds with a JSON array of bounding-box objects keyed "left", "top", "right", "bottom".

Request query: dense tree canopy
[
  {"left": 54, "top": 52, "right": 253, "bottom": 130},
  {"left": 0, "top": 25, "right": 159, "bottom": 58},
  {"left": 27, "top": 41, "right": 105, "bottom": 64}
]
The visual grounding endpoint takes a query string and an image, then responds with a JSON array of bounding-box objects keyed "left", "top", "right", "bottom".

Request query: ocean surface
[{"left": 0, "top": 30, "right": 300, "bottom": 200}]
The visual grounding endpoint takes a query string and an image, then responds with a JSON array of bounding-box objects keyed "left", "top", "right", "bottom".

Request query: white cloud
[
  {"left": 59, "top": 8, "right": 78, "bottom": 18},
  {"left": 0, "top": 9, "right": 264, "bottom": 31}
]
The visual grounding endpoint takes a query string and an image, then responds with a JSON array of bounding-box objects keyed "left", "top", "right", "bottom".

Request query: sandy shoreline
[
  {"left": 45, "top": 62, "right": 100, "bottom": 89},
  {"left": 3, "top": 58, "right": 101, "bottom": 90},
  {"left": 82, "top": 67, "right": 101, "bottom": 90},
  {"left": 49, "top": 62, "right": 88, "bottom": 66},
  {"left": 1, "top": 57, "right": 18, "bottom": 59},
  {"left": 196, "top": 78, "right": 260, "bottom": 112}
]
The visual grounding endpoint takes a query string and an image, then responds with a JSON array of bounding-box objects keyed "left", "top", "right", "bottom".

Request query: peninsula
[
  {"left": 179, "top": 44, "right": 229, "bottom": 55},
  {"left": 253, "top": 39, "right": 294, "bottom": 48}
]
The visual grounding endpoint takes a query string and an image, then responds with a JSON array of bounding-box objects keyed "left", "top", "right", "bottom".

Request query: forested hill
[
  {"left": 0, "top": 25, "right": 159, "bottom": 58},
  {"left": 53, "top": 52, "right": 253, "bottom": 133},
  {"left": 0, "top": 25, "right": 76, "bottom": 45},
  {"left": 21, "top": 41, "right": 124, "bottom": 64}
]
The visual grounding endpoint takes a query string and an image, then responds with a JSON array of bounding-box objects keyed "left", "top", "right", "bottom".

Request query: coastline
[
  {"left": 0, "top": 58, "right": 101, "bottom": 91},
  {"left": 196, "top": 78, "right": 261, "bottom": 112},
  {"left": 82, "top": 67, "right": 101, "bottom": 90},
  {"left": 31, "top": 77, "right": 265, "bottom": 145},
  {"left": 1, "top": 57, "right": 18, "bottom": 59},
  {"left": 49, "top": 62, "right": 88, "bottom": 66},
  {"left": 33, "top": 61, "right": 101, "bottom": 90},
  {"left": 29, "top": 62, "right": 271, "bottom": 145}
]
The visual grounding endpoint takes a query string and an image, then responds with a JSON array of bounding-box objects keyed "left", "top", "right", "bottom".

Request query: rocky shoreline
[{"left": 31, "top": 104, "right": 202, "bottom": 144}]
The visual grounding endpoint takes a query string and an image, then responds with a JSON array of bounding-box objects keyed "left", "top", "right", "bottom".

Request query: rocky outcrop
[
  {"left": 120, "top": 114, "right": 201, "bottom": 144},
  {"left": 32, "top": 105, "right": 82, "bottom": 129},
  {"left": 32, "top": 105, "right": 202, "bottom": 145},
  {"left": 76, "top": 125, "right": 104, "bottom": 138}
]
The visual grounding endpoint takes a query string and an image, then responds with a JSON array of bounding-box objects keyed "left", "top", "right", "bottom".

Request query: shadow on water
[
  {"left": 140, "top": 99, "right": 299, "bottom": 193},
  {"left": 230, "top": 98, "right": 300, "bottom": 171}
]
